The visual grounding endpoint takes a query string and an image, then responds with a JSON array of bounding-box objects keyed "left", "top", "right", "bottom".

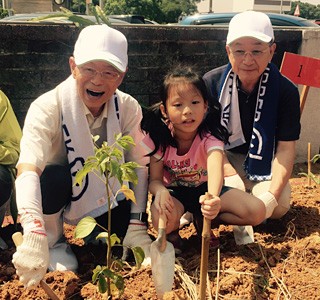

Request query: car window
[
  {"left": 270, "top": 19, "right": 297, "bottom": 26},
  {"left": 270, "top": 18, "right": 319, "bottom": 27},
  {"left": 195, "top": 18, "right": 230, "bottom": 25}
]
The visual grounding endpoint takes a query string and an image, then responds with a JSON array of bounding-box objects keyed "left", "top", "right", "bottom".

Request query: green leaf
[
  {"left": 92, "top": 135, "right": 100, "bottom": 143},
  {"left": 117, "top": 135, "right": 135, "bottom": 150},
  {"left": 110, "top": 160, "right": 121, "bottom": 179},
  {"left": 115, "top": 132, "right": 123, "bottom": 141},
  {"left": 312, "top": 154, "right": 320, "bottom": 163},
  {"left": 96, "top": 232, "right": 109, "bottom": 240},
  {"left": 110, "top": 233, "right": 121, "bottom": 247},
  {"left": 98, "top": 275, "right": 108, "bottom": 294},
  {"left": 92, "top": 265, "right": 103, "bottom": 283},
  {"left": 74, "top": 216, "right": 97, "bottom": 239},
  {"left": 119, "top": 185, "right": 136, "bottom": 203},
  {"left": 111, "top": 147, "right": 123, "bottom": 161},
  {"left": 112, "top": 273, "right": 124, "bottom": 293},
  {"left": 94, "top": 5, "right": 112, "bottom": 26},
  {"left": 131, "top": 246, "right": 145, "bottom": 269},
  {"left": 121, "top": 163, "right": 139, "bottom": 186}
]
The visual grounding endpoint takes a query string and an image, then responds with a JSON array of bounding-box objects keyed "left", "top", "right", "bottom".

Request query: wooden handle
[
  {"left": 158, "top": 211, "right": 167, "bottom": 230},
  {"left": 12, "top": 232, "right": 23, "bottom": 247},
  {"left": 201, "top": 192, "right": 212, "bottom": 237}
]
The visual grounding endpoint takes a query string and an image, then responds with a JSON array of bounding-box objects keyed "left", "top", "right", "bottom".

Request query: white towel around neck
[{"left": 58, "top": 76, "right": 124, "bottom": 225}]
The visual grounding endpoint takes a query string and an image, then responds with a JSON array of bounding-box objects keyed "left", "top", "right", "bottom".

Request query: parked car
[
  {"left": 179, "top": 12, "right": 320, "bottom": 27},
  {"left": 109, "top": 14, "right": 158, "bottom": 24},
  {"left": 0, "top": 13, "right": 130, "bottom": 25}
]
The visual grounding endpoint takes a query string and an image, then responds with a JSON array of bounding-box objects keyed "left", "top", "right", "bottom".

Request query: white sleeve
[{"left": 15, "top": 171, "right": 46, "bottom": 235}]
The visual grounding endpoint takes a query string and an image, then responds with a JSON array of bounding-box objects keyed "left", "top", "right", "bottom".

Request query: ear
[
  {"left": 69, "top": 57, "right": 77, "bottom": 78},
  {"left": 160, "top": 103, "right": 167, "bottom": 119},
  {"left": 270, "top": 42, "right": 277, "bottom": 56}
]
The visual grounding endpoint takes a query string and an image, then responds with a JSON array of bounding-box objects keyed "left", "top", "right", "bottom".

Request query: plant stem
[{"left": 106, "top": 171, "right": 112, "bottom": 296}]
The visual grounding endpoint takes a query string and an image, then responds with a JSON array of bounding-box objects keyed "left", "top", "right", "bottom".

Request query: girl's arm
[
  {"left": 148, "top": 156, "right": 174, "bottom": 214},
  {"left": 207, "top": 149, "right": 224, "bottom": 196},
  {"left": 199, "top": 149, "right": 224, "bottom": 220}
]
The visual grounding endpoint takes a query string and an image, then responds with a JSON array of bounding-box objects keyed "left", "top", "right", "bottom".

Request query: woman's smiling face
[{"left": 69, "top": 57, "right": 125, "bottom": 117}]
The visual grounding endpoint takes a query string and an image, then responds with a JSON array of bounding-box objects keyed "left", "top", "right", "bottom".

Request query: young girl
[{"left": 141, "top": 65, "right": 267, "bottom": 250}]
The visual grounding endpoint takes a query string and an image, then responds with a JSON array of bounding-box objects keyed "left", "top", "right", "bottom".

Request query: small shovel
[
  {"left": 151, "top": 212, "right": 175, "bottom": 299},
  {"left": 233, "top": 225, "right": 254, "bottom": 245},
  {"left": 12, "top": 232, "right": 60, "bottom": 300}
]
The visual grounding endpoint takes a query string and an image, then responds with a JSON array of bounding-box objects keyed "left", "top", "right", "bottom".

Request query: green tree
[
  {"left": 288, "top": 1, "right": 320, "bottom": 20},
  {"left": 104, "top": 0, "right": 164, "bottom": 22},
  {"left": 159, "top": 0, "right": 199, "bottom": 23},
  {"left": 68, "top": 0, "right": 200, "bottom": 23},
  {"left": 0, "top": 7, "right": 10, "bottom": 18}
]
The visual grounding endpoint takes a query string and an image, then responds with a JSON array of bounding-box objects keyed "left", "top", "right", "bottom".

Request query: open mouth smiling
[{"left": 87, "top": 89, "right": 105, "bottom": 97}]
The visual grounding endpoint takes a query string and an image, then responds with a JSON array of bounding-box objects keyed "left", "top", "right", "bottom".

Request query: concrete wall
[
  {"left": 0, "top": 23, "right": 317, "bottom": 162},
  {"left": 8, "top": 0, "right": 53, "bottom": 13},
  {"left": 296, "top": 30, "right": 320, "bottom": 162}
]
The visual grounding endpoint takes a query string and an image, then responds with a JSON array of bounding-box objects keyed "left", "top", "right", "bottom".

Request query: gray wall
[{"left": 0, "top": 24, "right": 302, "bottom": 126}]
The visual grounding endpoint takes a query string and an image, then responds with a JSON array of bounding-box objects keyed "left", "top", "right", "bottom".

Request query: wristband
[{"left": 130, "top": 212, "right": 148, "bottom": 223}]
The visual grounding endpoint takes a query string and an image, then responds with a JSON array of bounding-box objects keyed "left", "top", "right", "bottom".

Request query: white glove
[
  {"left": 258, "top": 192, "right": 278, "bottom": 219},
  {"left": 122, "top": 222, "right": 152, "bottom": 267},
  {"left": 12, "top": 233, "right": 49, "bottom": 287}
]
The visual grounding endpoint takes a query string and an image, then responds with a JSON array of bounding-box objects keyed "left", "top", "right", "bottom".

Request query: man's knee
[
  {"left": 270, "top": 184, "right": 291, "bottom": 219},
  {"left": 252, "top": 181, "right": 291, "bottom": 219}
]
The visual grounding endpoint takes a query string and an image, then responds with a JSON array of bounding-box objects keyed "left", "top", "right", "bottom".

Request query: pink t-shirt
[{"left": 142, "top": 134, "right": 224, "bottom": 187}]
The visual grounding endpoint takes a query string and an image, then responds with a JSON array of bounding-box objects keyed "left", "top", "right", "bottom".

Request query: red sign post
[{"left": 280, "top": 52, "right": 320, "bottom": 113}]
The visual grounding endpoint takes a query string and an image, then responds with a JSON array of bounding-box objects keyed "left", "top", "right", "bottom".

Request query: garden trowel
[
  {"left": 233, "top": 225, "right": 254, "bottom": 245},
  {"left": 150, "top": 212, "right": 175, "bottom": 299}
]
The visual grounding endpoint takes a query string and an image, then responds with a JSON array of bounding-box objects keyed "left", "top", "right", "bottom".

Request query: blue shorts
[{"left": 167, "top": 182, "right": 232, "bottom": 219}]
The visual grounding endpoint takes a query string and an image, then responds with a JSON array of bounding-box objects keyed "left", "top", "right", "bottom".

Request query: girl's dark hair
[{"left": 141, "top": 65, "right": 229, "bottom": 157}]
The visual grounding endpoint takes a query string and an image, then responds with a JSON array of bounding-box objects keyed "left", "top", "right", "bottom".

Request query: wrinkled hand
[
  {"left": 258, "top": 192, "right": 278, "bottom": 219},
  {"left": 12, "top": 233, "right": 49, "bottom": 288},
  {"left": 122, "top": 223, "right": 152, "bottom": 266},
  {"left": 199, "top": 193, "right": 221, "bottom": 220}
]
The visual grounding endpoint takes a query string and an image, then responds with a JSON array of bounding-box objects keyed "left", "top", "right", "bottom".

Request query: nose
[
  {"left": 242, "top": 52, "right": 254, "bottom": 64},
  {"left": 183, "top": 105, "right": 192, "bottom": 115},
  {"left": 90, "top": 72, "right": 104, "bottom": 84}
]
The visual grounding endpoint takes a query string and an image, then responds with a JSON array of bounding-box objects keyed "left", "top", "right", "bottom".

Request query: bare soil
[{"left": 0, "top": 162, "right": 319, "bottom": 300}]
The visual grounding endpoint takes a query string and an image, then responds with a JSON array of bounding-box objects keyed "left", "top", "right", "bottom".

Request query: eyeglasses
[
  {"left": 229, "top": 47, "right": 270, "bottom": 59},
  {"left": 78, "top": 67, "right": 121, "bottom": 81}
]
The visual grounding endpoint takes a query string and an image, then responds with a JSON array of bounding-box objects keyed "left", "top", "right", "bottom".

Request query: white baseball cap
[
  {"left": 73, "top": 24, "right": 128, "bottom": 72},
  {"left": 226, "top": 11, "right": 274, "bottom": 45}
]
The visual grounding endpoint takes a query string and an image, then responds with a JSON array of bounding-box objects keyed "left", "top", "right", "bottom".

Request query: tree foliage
[
  {"left": 69, "top": 0, "right": 200, "bottom": 23},
  {"left": 288, "top": 1, "right": 320, "bottom": 20},
  {"left": 67, "top": 0, "right": 320, "bottom": 24}
]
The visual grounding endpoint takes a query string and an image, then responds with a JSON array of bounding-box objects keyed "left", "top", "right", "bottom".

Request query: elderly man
[
  {"left": 204, "top": 11, "right": 301, "bottom": 223},
  {"left": 12, "top": 25, "right": 151, "bottom": 288}
]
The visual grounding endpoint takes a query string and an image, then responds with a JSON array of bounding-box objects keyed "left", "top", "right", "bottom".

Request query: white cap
[
  {"left": 73, "top": 24, "right": 128, "bottom": 72},
  {"left": 226, "top": 11, "right": 274, "bottom": 45}
]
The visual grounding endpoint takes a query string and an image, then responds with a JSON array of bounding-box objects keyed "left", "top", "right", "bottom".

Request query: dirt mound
[{"left": 0, "top": 163, "right": 319, "bottom": 299}]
